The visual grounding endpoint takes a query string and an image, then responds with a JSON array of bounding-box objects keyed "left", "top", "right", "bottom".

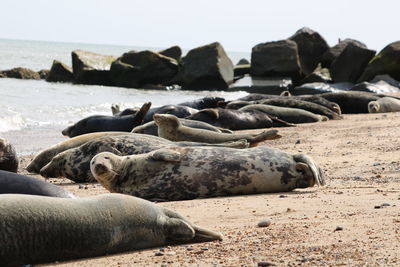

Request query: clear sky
[{"left": 1, "top": 0, "right": 399, "bottom": 53}]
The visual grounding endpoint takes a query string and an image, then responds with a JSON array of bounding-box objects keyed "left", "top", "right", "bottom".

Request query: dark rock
[
  {"left": 251, "top": 40, "right": 302, "bottom": 81},
  {"left": 236, "top": 58, "right": 250, "bottom": 65},
  {"left": 257, "top": 219, "right": 271, "bottom": 227},
  {"left": 1, "top": 67, "right": 40, "bottom": 80},
  {"left": 38, "top": 69, "right": 50, "bottom": 79},
  {"left": 159, "top": 45, "right": 182, "bottom": 61},
  {"left": 234, "top": 64, "right": 250, "bottom": 77},
  {"left": 46, "top": 60, "right": 73, "bottom": 83},
  {"left": 111, "top": 50, "right": 178, "bottom": 88},
  {"left": 181, "top": 42, "right": 234, "bottom": 90},
  {"left": 0, "top": 72, "right": 4, "bottom": 78},
  {"left": 288, "top": 27, "right": 329, "bottom": 75},
  {"left": 321, "top": 39, "right": 367, "bottom": 68},
  {"left": 257, "top": 261, "right": 276, "bottom": 266},
  {"left": 71, "top": 49, "right": 115, "bottom": 85},
  {"left": 370, "top": 74, "right": 400, "bottom": 88},
  {"left": 330, "top": 43, "right": 376, "bottom": 83},
  {"left": 229, "top": 75, "right": 292, "bottom": 94},
  {"left": 350, "top": 81, "right": 400, "bottom": 94},
  {"left": 334, "top": 226, "right": 344, "bottom": 231},
  {"left": 293, "top": 82, "right": 354, "bottom": 95},
  {"left": 298, "top": 65, "right": 331, "bottom": 85},
  {"left": 358, "top": 41, "right": 400, "bottom": 82}
]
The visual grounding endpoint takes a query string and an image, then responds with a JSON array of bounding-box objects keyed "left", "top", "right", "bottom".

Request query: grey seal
[
  {"left": 0, "top": 170, "right": 75, "bottom": 198},
  {"left": 39, "top": 134, "right": 249, "bottom": 183},
  {"left": 0, "top": 137, "right": 18, "bottom": 172},
  {"left": 154, "top": 114, "right": 281, "bottom": 145},
  {"left": 90, "top": 146, "right": 325, "bottom": 201},
  {"left": 368, "top": 97, "right": 400, "bottom": 113},
  {"left": 0, "top": 193, "right": 222, "bottom": 265}
]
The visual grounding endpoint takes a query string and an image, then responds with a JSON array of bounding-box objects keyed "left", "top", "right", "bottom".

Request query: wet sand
[{"left": 11, "top": 112, "right": 400, "bottom": 266}]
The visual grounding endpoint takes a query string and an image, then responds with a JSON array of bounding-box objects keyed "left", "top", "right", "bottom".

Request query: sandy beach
[{"left": 8, "top": 110, "right": 396, "bottom": 267}]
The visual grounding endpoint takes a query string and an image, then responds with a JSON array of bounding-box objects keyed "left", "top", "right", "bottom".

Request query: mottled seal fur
[
  {"left": 90, "top": 146, "right": 325, "bottom": 201},
  {"left": 39, "top": 134, "right": 249, "bottom": 183},
  {"left": 368, "top": 97, "right": 400, "bottom": 113},
  {"left": 154, "top": 114, "right": 281, "bottom": 145},
  {"left": 0, "top": 137, "right": 18, "bottom": 172},
  {"left": 239, "top": 104, "right": 328, "bottom": 124},
  {"left": 131, "top": 118, "right": 232, "bottom": 136},
  {"left": 0, "top": 193, "right": 222, "bottom": 265},
  {"left": 0, "top": 170, "right": 75, "bottom": 198},
  {"left": 61, "top": 102, "right": 151, "bottom": 137},
  {"left": 26, "top": 131, "right": 128, "bottom": 174}
]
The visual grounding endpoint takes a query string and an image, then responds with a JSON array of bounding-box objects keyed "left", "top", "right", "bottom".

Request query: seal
[
  {"left": 319, "top": 91, "right": 380, "bottom": 114},
  {"left": 368, "top": 97, "right": 400, "bottom": 113},
  {"left": 0, "top": 193, "right": 222, "bottom": 265},
  {"left": 186, "top": 108, "right": 294, "bottom": 130},
  {"left": 177, "top": 96, "right": 225, "bottom": 109},
  {"left": 0, "top": 170, "right": 76, "bottom": 198},
  {"left": 90, "top": 146, "right": 325, "bottom": 201},
  {"left": 142, "top": 104, "right": 199, "bottom": 123},
  {"left": 39, "top": 134, "right": 249, "bottom": 183},
  {"left": 26, "top": 131, "right": 128, "bottom": 174},
  {"left": 239, "top": 104, "right": 328, "bottom": 124},
  {"left": 131, "top": 118, "right": 232, "bottom": 136},
  {"left": 0, "top": 137, "right": 18, "bottom": 172},
  {"left": 154, "top": 114, "right": 281, "bottom": 145},
  {"left": 61, "top": 102, "right": 151, "bottom": 137}
]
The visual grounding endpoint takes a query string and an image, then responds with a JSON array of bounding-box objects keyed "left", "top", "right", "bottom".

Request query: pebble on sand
[{"left": 257, "top": 219, "right": 271, "bottom": 227}]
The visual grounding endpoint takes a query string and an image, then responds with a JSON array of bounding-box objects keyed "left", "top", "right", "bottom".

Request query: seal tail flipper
[
  {"left": 249, "top": 129, "right": 281, "bottom": 147},
  {"left": 130, "top": 102, "right": 152, "bottom": 129},
  {"left": 111, "top": 104, "right": 120, "bottom": 115},
  {"left": 192, "top": 225, "right": 223, "bottom": 242},
  {"left": 293, "top": 154, "right": 326, "bottom": 186},
  {"left": 149, "top": 149, "right": 182, "bottom": 162},
  {"left": 269, "top": 115, "right": 296, "bottom": 127},
  {"left": 176, "top": 140, "right": 249, "bottom": 149}
]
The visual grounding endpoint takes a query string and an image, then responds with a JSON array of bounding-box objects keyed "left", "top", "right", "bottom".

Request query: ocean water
[{"left": 0, "top": 39, "right": 249, "bottom": 154}]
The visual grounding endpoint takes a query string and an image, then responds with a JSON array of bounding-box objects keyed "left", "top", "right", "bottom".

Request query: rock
[
  {"left": 257, "top": 261, "right": 276, "bottom": 266},
  {"left": 321, "top": 38, "right": 367, "bottom": 68},
  {"left": 38, "top": 69, "right": 50, "bottom": 79},
  {"left": 0, "top": 72, "right": 4, "bottom": 78},
  {"left": 330, "top": 43, "right": 376, "bottom": 83},
  {"left": 370, "top": 74, "right": 400, "bottom": 88},
  {"left": 46, "top": 60, "right": 73, "bottom": 83},
  {"left": 251, "top": 40, "right": 302, "bottom": 82},
  {"left": 110, "top": 50, "right": 178, "bottom": 88},
  {"left": 381, "top": 203, "right": 390, "bottom": 207},
  {"left": 1, "top": 67, "right": 40, "bottom": 80},
  {"left": 334, "top": 226, "right": 344, "bottom": 231},
  {"left": 358, "top": 41, "right": 400, "bottom": 82},
  {"left": 257, "top": 219, "right": 271, "bottom": 227},
  {"left": 299, "top": 65, "right": 331, "bottom": 85},
  {"left": 71, "top": 49, "right": 115, "bottom": 85},
  {"left": 229, "top": 75, "right": 292, "bottom": 94},
  {"left": 236, "top": 58, "right": 250, "bottom": 65},
  {"left": 159, "top": 45, "right": 182, "bottom": 61},
  {"left": 350, "top": 80, "right": 400, "bottom": 94},
  {"left": 181, "top": 42, "right": 234, "bottom": 90},
  {"left": 234, "top": 64, "right": 250, "bottom": 77},
  {"left": 154, "top": 251, "right": 164, "bottom": 256},
  {"left": 293, "top": 82, "right": 354, "bottom": 95},
  {"left": 288, "top": 27, "right": 329, "bottom": 75}
]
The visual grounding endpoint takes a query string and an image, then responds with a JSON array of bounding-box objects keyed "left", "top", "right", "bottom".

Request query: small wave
[{"left": 0, "top": 115, "right": 25, "bottom": 132}]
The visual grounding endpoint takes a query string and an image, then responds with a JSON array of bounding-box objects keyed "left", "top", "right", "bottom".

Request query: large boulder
[
  {"left": 110, "top": 50, "right": 179, "bottom": 88},
  {"left": 251, "top": 40, "right": 302, "bottom": 81},
  {"left": 46, "top": 60, "right": 73, "bottom": 83},
  {"left": 358, "top": 41, "right": 400, "bottom": 82},
  {"left": 298, "top": 65, "right": 331, "bottom": 85},
  {"left": 1, "top": 67, "right": 40, "bottom": 80},
  {"left": 159, "top": 46, "right": 182, "bottom": 61},
  {"left": 321, "top": 39, "right": 367, "bottom": 68},
  {"left": 71, "top": 50, "right": 115, "bottom": 85},
  {"left": 330, "top": 43, "right": 376, "bottom": 83},
  {"left": 181, "top": 42, "right": 234, "bottom": 90},
  {"left": 288, "top": 27, "right": 329, "bottom": 76}
]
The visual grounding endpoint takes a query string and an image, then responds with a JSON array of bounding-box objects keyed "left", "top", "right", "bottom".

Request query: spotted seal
[
  {"left": 61, "top": 102, "right": 151, "bottom": 137},
  {"left": 368, "top": 97, "right": 400, "bottom": 113},
  {"left": 90, "top": 146, "right": 325, "bottom": 201},
  {"left": 154, "top": 114, "right": 281, "bottom": 145},
  {"left": 39, "top": 134, "right": 249, "bottom": 183},
  {"left": 0, "top": 193, "right": 222, "bottom": 265},
  {"left": 26, "top": 131, "right": 128, "bottom": 174},
  {"left": 0, "top": 137, "right": 18, "bottom": 172},
  {"left": 0, "top": 170, "right": 75, "bottom": 198}
]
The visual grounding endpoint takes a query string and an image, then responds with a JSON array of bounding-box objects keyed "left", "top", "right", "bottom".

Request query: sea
[{"left": 0, "top": 39, "right": 250, "bottom": 155}]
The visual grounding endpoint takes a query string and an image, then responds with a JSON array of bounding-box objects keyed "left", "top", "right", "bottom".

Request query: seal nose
[{"left": 93, "top": 163, "right": 108, "bottom": 176}]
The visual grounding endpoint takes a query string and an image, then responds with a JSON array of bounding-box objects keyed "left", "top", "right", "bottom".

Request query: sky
[{"left": 1, "top": 0, "right": 399, "bottom": 53}]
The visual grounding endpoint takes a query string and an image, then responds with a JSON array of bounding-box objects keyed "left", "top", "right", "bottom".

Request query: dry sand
[{"left": 15, "top": 112, "right": 400, "bottom": 266}]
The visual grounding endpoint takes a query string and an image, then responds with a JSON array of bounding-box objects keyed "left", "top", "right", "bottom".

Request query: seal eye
[{"left": 104, "top": 157, "right": 110, "bottom": 160}]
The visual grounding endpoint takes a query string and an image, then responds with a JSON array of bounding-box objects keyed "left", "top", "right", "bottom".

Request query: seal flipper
[
  {"left": 130, "top": 102, "right": 152, "bottom": 128},
  {"left": 149, "top": 149, "right": 182, "bottom": 162},
  {"left": 164, "top": 217, "right": 196, "bottom": 241},
  {"left": 249, "top": 129, "right": 281, "bottom": 147}
]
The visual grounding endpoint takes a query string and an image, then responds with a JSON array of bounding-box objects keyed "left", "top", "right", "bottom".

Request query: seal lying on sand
[
  {"left": 177, "top": 96, "right": 225, "bottom": 109},
  {"left": 62, "top": 102, "right": 151, "bottom": 137},
  {"left": 26, "top": 131, "right": 128, "bottom": 174},
  {"left": 90, "top": 146, "right": 325, "bottom": 201},
  {"left": 131, "top": 118, "right": 232, "bottom": 136},
  {"left": 368, "top": 97, "right": 400, "bottom": 113},
  {"left": 0, "top": 170, "right": 75, "bottom": 198},
  {"left": 239, "top": 104, "right": 327, "bottom": 124},
  {"left": 154, "top": 114, "right": 281, "bottom": 145},
  {"left": 318, "top": 91, "right": 380, "bottom": 114},
  {"left": 0, "top": 193, "right": 222, "bottom": 265},
  {"left": 0, "top": 137, "right": 18, "bottom": 172},
  {"left": 39, "top": 134, "right": 249, "bottom": 183}
]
